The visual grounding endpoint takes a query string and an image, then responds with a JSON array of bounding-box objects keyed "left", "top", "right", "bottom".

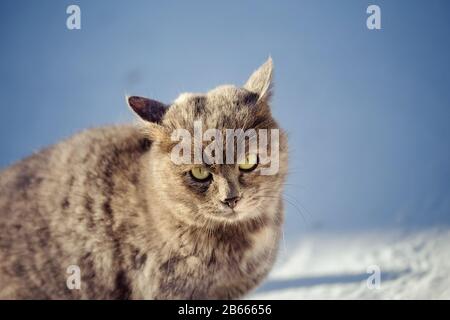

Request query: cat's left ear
[
  {"left": 244, "top": 57, "right": 273, "bottom": 103},
  {"left": 127, "top": 96, "right": 167, "bottom": 124}
]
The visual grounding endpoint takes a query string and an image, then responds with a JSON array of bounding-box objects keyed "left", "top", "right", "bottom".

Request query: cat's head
[{"left": 128, "top": 58, "right": 288, "bottom": 226}]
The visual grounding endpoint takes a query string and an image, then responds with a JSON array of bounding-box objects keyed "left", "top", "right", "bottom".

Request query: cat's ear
[
  {"left": 244, "top": 57, "right": 273, "bottom": 103},
  {"left": 127, "top": 95, "right": 171, "bottom": 144},
  {"left": 127, "top": 96, "right": 167, "bottom": 124}
]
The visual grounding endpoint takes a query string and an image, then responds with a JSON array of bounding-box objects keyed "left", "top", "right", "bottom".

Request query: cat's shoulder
[{"left": 50, "top": 124, "right": 152, "bottom": 165}]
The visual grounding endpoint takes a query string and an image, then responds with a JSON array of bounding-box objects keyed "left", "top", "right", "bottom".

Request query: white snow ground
[{"left": 250, "top": 227, "right": 450, "bottom": 299}]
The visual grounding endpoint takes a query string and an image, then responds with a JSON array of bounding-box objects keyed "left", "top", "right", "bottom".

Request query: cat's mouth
[
  {"left": 207, "top": 199, "right": 261, "bottom": 221},
  {"left": 206, "top": 206, "right": 239, "bottom": 221},
  {"left": 212, "top": 204, "right": 249, "bottom": 221},
  {"left": 218, "top": 207, "right": 238, "bottom": 217}
]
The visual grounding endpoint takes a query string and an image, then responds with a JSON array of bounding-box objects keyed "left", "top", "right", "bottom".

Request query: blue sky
[{"left": 1, "top": 0, "right": 449, "bottom": 234}]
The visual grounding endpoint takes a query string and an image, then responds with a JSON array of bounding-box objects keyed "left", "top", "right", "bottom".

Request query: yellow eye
[
  {"left": 190, "top": 167, "right": 211, "bottom": 181},
  {"left": 239, "top": 154, "right": 258, "bottom": 172}
]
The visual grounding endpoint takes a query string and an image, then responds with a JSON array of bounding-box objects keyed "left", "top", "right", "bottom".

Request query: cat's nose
[{"left": 222, "top": 196, "right": 241, "bottom": 209}]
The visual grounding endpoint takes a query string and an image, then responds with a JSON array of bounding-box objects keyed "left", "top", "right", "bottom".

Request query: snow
[{"left": 250, "top": 227, "right": 450, "bottom": 299}]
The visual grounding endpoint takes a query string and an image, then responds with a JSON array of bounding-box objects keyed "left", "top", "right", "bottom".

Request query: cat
[{"left": 0, "top": 58, "right": 288, "bottom": 299}]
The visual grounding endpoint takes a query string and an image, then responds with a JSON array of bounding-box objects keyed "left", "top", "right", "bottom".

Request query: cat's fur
[{"left": 0, "top": 58, "right": 288, "bottom": 299}]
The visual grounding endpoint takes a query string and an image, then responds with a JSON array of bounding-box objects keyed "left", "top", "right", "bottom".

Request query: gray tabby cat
[{"left": 0, "top": 58, "right": 288, "bottom": 299}]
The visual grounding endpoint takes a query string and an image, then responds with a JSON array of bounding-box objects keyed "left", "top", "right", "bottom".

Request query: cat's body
[{"left": 0, "top": 58, "right": 288, "bottom": 299}]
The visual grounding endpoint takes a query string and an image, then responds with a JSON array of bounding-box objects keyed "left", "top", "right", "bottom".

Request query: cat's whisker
[
  {"left": 281, "top": 228, "right": 287, "bottom": 256},
  {"left": 252, "top": 195, "right": 311, "bottom": 226}
]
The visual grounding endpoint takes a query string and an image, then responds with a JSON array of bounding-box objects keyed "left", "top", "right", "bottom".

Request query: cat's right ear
[
  {"left": 127, "top": 95, "right": 171, "bottom": 143},
  {"left": 127, "top": 96, "right": 167, "bottom": 124}
]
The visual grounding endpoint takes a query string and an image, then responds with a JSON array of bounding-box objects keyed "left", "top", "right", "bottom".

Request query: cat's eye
[
  {"left": 239, "top": 154, "right": 258, "bottom": 172},
  {"left": 190, "top": 167, "right": 212, "bottom": 181}
]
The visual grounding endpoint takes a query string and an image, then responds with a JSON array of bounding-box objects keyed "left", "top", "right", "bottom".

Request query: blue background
[{"left": 1, "top": 0, "right": 449, "bottom": 235}]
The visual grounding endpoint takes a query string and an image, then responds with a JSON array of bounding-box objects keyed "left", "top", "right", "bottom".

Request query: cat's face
[{"left": 128, "top": 58, "right": 288, "bottom": 226}]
